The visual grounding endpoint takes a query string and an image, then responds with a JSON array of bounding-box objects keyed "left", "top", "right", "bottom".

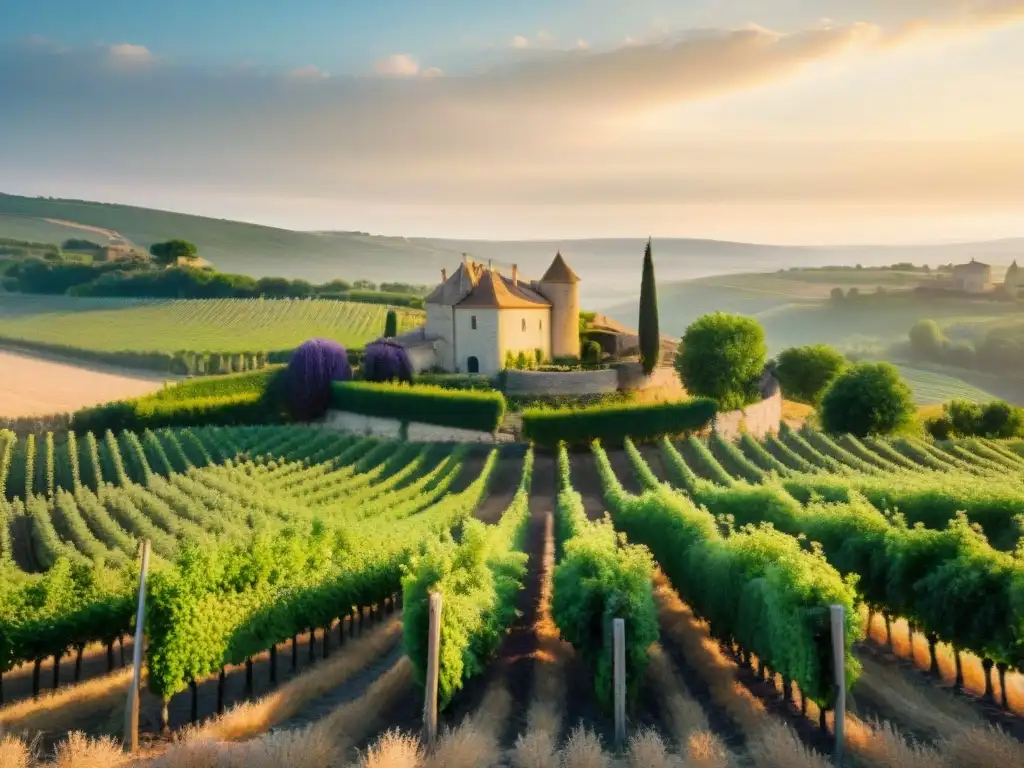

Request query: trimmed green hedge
[
  {"left": 70, "top": 392, "right": 280, "bottom": 434},
  {"left": 331, "top": 381, "right": 506, "bottom": 432},
  {"left": 523, "top": 398, "right": 716, "bottom": 447}
]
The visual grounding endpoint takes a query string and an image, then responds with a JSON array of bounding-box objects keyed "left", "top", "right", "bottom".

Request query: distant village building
[
  {"left": 1004, "top": 260, "right": 1022, "bottom": 296},
  {"left": 394, "top": 252, "right": 581, "bottom": 375},
  {"left": 96, "top": 239, "right": 135, "bottom": 262},
  {"left": 950, "top": 259, "right": 993, "bottom": 293}
]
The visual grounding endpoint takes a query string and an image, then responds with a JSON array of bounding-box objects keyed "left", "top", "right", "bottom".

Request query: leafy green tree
[
  {"left": 908, "top": 319, "right": 946, "bottom": 358},
  {"left": 383, "top": 308, "right": 398, "bottom": 338},
  {"left": 675, "top": 313, "right": 766, "bottom": 410},
  {"left": 149, "top": 239, "right": 198, "bottom": 267},
  {"left": 775, "top": 345, "right": 848, "bottom": 404},
  {"left": 638, "top": 238, "right": 660, "bottom": 375},
  {"left": 819, "top": 362, "right": 915, "bottom": 437},
  {"left": 980, "top": 400, "right": 1024, "bottom": 438},
  {"left": 830, "top": 287, "right": 844, "bottom": 302}
]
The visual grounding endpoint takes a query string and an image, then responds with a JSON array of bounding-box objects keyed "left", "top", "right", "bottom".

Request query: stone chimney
[
  {"left": 441, "top": 267, "right": 447, "bottom": 282},
  {"left": 511, "top": 264, "right": 519, "bottom": 286}
]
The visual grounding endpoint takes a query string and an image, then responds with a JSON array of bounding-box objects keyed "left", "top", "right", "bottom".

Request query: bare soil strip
[
  {"left": 2, "top": 636, "right": 134, "bottom": 708},
  {"left": 471, "top": 452, "right": 524, "bottom": 524},
  {"left": 0, "top": 349, "right": 169, "bottom": 419},
  {"left": 566, "top": 448, "right": 607, "bottom": 522},
  {"left": 440, "top": 454, "right": 555, "bottom": 749}
]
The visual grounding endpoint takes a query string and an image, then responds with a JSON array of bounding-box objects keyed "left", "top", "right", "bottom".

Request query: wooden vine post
[
  {"left": 423, "top": 592, "right": 442, "bottom": 747},
  {"left": 123, "top": 539, "right": 151, "bottom": 753},
  {"left": 613, "top": 618, "right": 626, "bottom": 748},
  {"left": 831, "top": 604, "right": 846, "bottom": 767}
]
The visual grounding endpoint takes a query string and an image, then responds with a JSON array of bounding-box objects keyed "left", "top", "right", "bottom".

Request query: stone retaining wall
[
  {"left": 504, "top": 368, "right": 619, "bottom": 396},
  {"left": 323, "top": 410, "right": 510, "bottom": 443},
  {"left": 713, "top": 387, "right": 782, "bottom": 440}
]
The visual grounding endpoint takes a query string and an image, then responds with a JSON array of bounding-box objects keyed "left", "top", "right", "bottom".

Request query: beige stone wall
[
  {"left": 322, "top": 409, "right": 509, "bottom": 443},
  {"left": 713, "top": 389, "right": 782, "bottom": 440},
  {"left": 425, "top": 304, "right": 455, "bottom": 370},
  {"left": 505, "top": 368, "right": 619, "bottom": 396},
  {"left": 454, "top": 307, "right": 501, "bottom": 374},
  {"left": 536, "top": 281, "right": 580, "bottom": 358},
  {"left": 497, "top": 308, "right": 551, "bottom": 367}
]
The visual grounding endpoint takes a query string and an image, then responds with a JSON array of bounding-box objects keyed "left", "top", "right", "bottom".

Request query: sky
[{"left": 3, "top": 0, "right": 1024, "bottom": 243}]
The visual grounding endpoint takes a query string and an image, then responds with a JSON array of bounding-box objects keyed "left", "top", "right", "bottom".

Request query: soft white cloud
[
  {"left": 4, "top": 4, "right": 1024, "bottom": 220},
  {"left": 108, "top": 43, "right": 153, "bottom": 61},
  {"left": 510, "top": 35, "right": 531, "bottom": 49},
  {"left": 374, "top": 53, "right": 421, "bottom": 76},
  {"left": 537, "top": 30, "right": 554, "bottom": 45}
]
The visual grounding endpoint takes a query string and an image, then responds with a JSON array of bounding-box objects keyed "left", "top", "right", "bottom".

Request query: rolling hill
[{"left": 4, "top": 192, "right": 1023, "bottom": 306}]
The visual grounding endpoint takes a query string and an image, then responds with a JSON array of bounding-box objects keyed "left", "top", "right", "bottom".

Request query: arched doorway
[{"left": 467, "top": 356, "right": 480, "bottom": 373}]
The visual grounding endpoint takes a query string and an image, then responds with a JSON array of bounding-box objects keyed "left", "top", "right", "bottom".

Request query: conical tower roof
[{"left": 540, "top": 251, "right": 580, "bottom": 284}]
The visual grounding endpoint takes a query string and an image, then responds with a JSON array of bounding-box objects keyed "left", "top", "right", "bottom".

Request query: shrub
[
  {"left": 516, "top": 351, "right": 529, "bottom": 370},
  {"left": 932, "top": 399, "right": 1024, "bottom": 439},
  {"left": 70, "top": 392, "right": 277, "bottom": 434},
  {"left": 818, "top": 362, "right": 915, "bottom": 437},
  {"left": 583, "top": 340, "right": 602, "bottom": 365},
  {"left": 414, "top": 373, "right": 496, "bottom": 391},
  {"left": 332, "top": 381, "right": 507, "bottom": 432},
  {"left": 522, "top": 398, "right": 716, "bottom": 447},
  {"left": 383, "top": 309, "right": 398, "bottom": 338},
  {"left": 362, "top": 338, "right": 414, "bottom": 384},
  {"left": 925, "top": 414, "right": 955, "bottom": 440},
  {"left": 775, "top": 345, "right": 847, "bottom": 404},
  {"left": 675, "top": 313, "right": 766, "bottom": 410},
  {"left": 284, "top": 338, "right": 353, "bottom": 421},
  {"left": 908, "top": 319, "right": 946, "bottom": 357}
]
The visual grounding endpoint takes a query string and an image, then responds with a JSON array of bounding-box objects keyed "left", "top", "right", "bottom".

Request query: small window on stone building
[
  {"left": 522, "top": 318, "right": 526, "bottom": 332},
  {"left": 471, "top": 315, "right": 477, "bottom": 330},
  {"left": 539, "top": 319, "right": 543, "bottom": 330}
]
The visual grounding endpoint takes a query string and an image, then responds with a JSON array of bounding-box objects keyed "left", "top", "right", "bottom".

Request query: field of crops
[
  {"left": 2, "top": 424, "right": 1023, "bottom": 766},
  {"left": 0, "top": 294, "right": 424, "bottom": 355}
]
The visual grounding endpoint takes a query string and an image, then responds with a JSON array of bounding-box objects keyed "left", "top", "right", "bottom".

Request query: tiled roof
[
  {"left": 424, "top": 261, "right": 482, "bottom": 305},
  {"left": 953, "top": 260, "right": 991, "bottom": 272},
  {"left": 456, "top": 269, "right": 550, "bottom": 309},
  {"left": 540, "top": 251, "right": 580, "bottom": 284}
]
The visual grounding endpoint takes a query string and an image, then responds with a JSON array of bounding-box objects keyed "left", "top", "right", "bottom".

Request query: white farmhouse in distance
[
  {"left": 395, "top": 252, "right": 581, "bottom": 375},
  {"left": 950, "top": 259, "right": 993, "bottom": 293}
]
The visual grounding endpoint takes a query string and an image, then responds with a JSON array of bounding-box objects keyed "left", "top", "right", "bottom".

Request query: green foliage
[
  {"left": 819, "top": 362, "right": 915, "bottom": 437},
  {"left": 403, "top": 452, "right": 532, "bottom": 708},
  {"left": 908, "top": 319, "right": 947, "bottom": 357},
  {"left": 638, "top": 239, "right": 660, "bottom": 375},
  {"left": 516, "top": 351, "right": 529, "bottom": 370},
  {"left": 551, "top": 445, "right": 658, "bottom": 710},
  {"left": 775, "top": 345, "right": 848, "bottom": 404},
  {"left": 149, "top": 239, "right": 199, "bottom": 267},
  {"left": 332, "top": 381, "right": 507, "bottom": 432},
  {"left": 0, "top": 294, "right": 421, "bottom": 375},
  {"left": 522, "top": 398, "right": 715, "bottom": 447},
  {"left": 675, "top": 313, "right": 766, "bottom": 410},
  {"left": 582, "top": 340, "right": 602, "bottom": 365},
  {"left": 414, "top": 373, "right": 496, "bottom": 392},
  {"left": 595, "top": 441, "right": 861, "bottom": 708},
  {"left": 384, "top": 309, "right": 398, "bottom": 338},
  {"left": 927, "top": 399, "right": 1024, "bottom": 440}
]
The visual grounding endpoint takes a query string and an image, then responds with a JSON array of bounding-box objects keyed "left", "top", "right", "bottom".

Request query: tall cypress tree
[
  {"left": 638, "top": 237, "right": 660, "bottom": 375},
  {"left": 384, "top": 308, "right": 398, "bottom": 338}
]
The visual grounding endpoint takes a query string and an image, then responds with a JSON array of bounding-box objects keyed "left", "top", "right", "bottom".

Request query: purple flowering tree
[
  {"left": 285, "top": 338, "right": 353, "bottom": 420},
  {"left": 363, "top": 338, "right": 414, "bottom": 384}
]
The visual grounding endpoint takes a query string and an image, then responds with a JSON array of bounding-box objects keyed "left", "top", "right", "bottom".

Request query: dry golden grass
[
  {"left": 425, "top": 720, "right": 499, "bottom": 768},
  {"left": 781, "top": 401, "right": 814, "bottom": 428},
  {"left": 360, "top": 729, "right": 425, "bottom": 768},
  {"left": 0, "top": 668, "right": 134, "bottom": 736},
  {"left": 627, "top": 729, "right": 679, "bottom": 768},
  {"left": 511, "top": 730, "right": 558, "bottom": 768},
  {"left": 0, "top": 734, "right": 33, "bottom": 768},
  {"left": 844, "top": 716, "right": 938, "bottom": 768},
  {"left": 149, "top": 653, "right": 413, "bottom": 768},
  {"left": 188, "top": 615, "right": 403, "bottom": 742},
  {"left": 558, "top": 726, "right": 609, "bottom": 768},
  {"left": 646, "top": 645, "right": 732, "bottom": 767},
  {"left": 936, "top": 723, "right": 1024, "bottom": 768},
  {"left": 866, "top": 613, "right": 1023, "bottom": 714},
  {"left": 48, "top": 733, "right": 128, "bottom": 768},
  {"left": 745, "top": 723, "right": 830, "bottom": 768}
]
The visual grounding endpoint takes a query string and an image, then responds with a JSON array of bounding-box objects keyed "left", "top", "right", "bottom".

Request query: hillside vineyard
[{"left": 1, "top": 425, "right": 1023, "bottom": 750}]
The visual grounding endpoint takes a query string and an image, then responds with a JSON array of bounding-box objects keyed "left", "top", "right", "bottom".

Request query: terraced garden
[{"left": 1, "top": 424, "right": 1023, "bottom": 766}]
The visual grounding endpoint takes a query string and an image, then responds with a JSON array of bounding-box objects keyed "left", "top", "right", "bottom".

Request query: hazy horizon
[{"left": 4, "top": 1, "right": 1024, "bottom": 244}]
